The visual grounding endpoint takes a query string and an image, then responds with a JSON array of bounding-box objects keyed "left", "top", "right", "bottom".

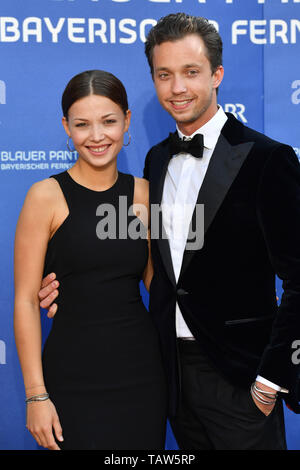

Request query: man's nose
[{"left": 171, "top": 75, "right": 187, "bottom": 95}]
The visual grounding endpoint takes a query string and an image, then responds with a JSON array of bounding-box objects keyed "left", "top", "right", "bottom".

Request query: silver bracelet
[
  {"left": 253, "top": 383, "right": 278, "bottom": 398},
  {"left": 25, "top": 392, "right": 49, "bottom": 404},
  {"left": 250, "top": 384, "right": 276, "bottom": 405}
]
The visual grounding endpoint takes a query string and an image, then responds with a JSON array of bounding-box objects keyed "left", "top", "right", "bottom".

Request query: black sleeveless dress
[{"left": 42, "top": 171, "right": 167, "bottom": 450}]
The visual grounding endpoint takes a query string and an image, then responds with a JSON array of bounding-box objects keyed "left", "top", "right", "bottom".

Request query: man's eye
[
  {"left": 187, "top": 70, "right": 198, "bottom": 76},
  {"left": 159, "top": 73, "right": 169, "bottom": 79}
]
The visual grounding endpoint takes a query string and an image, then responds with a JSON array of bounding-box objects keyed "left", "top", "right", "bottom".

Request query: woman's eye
[
  {"left": 75, "top": 122, "right": 87, "bottom": 127},
  {"left": 105, "top": 119, "right": 117, "bottom": 124}
]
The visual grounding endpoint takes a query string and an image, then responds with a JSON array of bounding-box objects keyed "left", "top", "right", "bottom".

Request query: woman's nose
[{"left": 90, "top": 125, "right": 105, "bottom": 142}]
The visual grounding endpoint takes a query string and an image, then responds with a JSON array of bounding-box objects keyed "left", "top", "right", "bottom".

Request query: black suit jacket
[{"left": 143, "top": 113, "right": 300, "bottom": 416}]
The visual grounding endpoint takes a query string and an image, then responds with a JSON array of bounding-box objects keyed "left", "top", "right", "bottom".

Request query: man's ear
[{"left": 213, "top": 65, "right": 224, "bottom": 90}]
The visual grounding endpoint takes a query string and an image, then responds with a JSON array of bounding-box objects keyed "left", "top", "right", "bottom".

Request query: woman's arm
[
  {"left": 142, "top": 228, "right": 154, "bottom": 292},
  {"left": 14, "top": 180, "right": 63, "bottom": 450},
  {"left": 133, "top": 177, "right": 153, "bottom": 292}
]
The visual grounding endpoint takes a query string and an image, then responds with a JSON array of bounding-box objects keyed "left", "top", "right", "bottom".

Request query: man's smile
[{"left": 169, "top": 98, "right": 194, "bottom": 110}]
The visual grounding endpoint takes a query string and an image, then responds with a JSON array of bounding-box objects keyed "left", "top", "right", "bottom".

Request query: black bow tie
[{"left": 169, "top": 131, "right": 204, "bottom": 159}]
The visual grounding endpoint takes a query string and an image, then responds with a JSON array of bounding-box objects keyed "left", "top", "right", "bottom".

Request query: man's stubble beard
[{"left": 171, "top": 89, "right": 214, "bottom": 127}]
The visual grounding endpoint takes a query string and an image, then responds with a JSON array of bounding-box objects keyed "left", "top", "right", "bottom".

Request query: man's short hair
[{"left": 145, "top": 13, "right": 223, "bottom": 77}]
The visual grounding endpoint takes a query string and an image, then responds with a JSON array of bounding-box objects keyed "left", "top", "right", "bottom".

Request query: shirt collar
[{"left": 176, "top": 105, "right": 228, "bottom": 150}]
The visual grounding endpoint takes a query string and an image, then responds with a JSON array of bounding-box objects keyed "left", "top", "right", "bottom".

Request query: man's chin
[
  {"left": 166, "top": 104, "right": 212, "bottom": 128},
  {"left": 165, "top": 107, "right": 194, "bottom": 122},
  {"left": 171, "top": 114, "right": 198, "bottom": 125}
]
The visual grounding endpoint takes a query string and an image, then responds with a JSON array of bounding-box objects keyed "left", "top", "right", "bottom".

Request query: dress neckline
[{"left": 65, "top": 170, "right": 120, "bottom": 193}]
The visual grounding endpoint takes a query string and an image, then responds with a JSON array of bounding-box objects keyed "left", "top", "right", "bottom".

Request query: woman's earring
[
  {"left": 123, "top": 130, "right": 131, "bottom": 147},
  {"left": 67, "top": 136, "right": 75, "bottom": 152}
]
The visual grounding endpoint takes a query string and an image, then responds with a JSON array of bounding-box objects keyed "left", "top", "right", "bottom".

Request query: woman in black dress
[{"left": 14, "top": 70, "right": 167, "bottom": 450}]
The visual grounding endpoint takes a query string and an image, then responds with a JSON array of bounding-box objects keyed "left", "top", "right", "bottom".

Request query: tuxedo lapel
[
  {"left": 179, "top": 133, "right": 254, "bottom": 281},
  {"left": 151, "top": 145, "right": 177, "bottom": 287}
]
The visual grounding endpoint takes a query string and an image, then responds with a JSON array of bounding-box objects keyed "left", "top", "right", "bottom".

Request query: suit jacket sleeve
[{"left": 256, "top": 144, "right": 300, "bottom": 405}]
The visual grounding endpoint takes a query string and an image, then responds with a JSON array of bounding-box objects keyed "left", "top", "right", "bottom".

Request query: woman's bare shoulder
[{"left": 25, "top": 177, "right": 62, "bottom": 205}]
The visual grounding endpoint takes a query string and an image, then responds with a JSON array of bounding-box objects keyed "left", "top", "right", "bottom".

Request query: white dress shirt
[{"left": 161, "top": 106, "right": 287, "bottom": 393}]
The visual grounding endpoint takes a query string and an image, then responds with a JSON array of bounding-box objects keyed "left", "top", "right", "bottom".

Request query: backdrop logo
[
  {"left": 0, "top": 80, "right": 6, "bottom": 104},
  {"left": 232, "top": 19, "right": 300, "bottom": 44},
  {"left": 224, "top": 103, "right": 247, "bottom": 123},
  {"left": 291, "top": 80, "right": 300, "bottom": 104},
  {"left": 1, "top": 16, "right": 299, "bottom": 45},
  {"left": 0, "top": 340, "right": 6, "bottom": 365},
  {"left": 0, "top": 17, "right": 157, "bottom": 44}
]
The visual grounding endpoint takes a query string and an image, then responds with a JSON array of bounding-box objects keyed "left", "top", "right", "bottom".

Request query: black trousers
[{"left": 169, "top": 339, "right": 287, "bottom": 450}]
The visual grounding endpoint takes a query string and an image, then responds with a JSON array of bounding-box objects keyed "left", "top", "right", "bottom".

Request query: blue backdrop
[{"left": 0, "top": 0, "right": 299, "bottom": 451}]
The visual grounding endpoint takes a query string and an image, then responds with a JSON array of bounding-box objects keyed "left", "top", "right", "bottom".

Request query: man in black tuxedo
[
  {"left": 141, "top": 12, "right": 300, "bottom": 450},
  {"left": 39, "top": 13, "right": 300, "bottom": 450}
]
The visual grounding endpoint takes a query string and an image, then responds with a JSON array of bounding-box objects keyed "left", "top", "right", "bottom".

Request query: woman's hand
[{"left": 26, "top": 399, "right": 64, "bottom": 450}]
